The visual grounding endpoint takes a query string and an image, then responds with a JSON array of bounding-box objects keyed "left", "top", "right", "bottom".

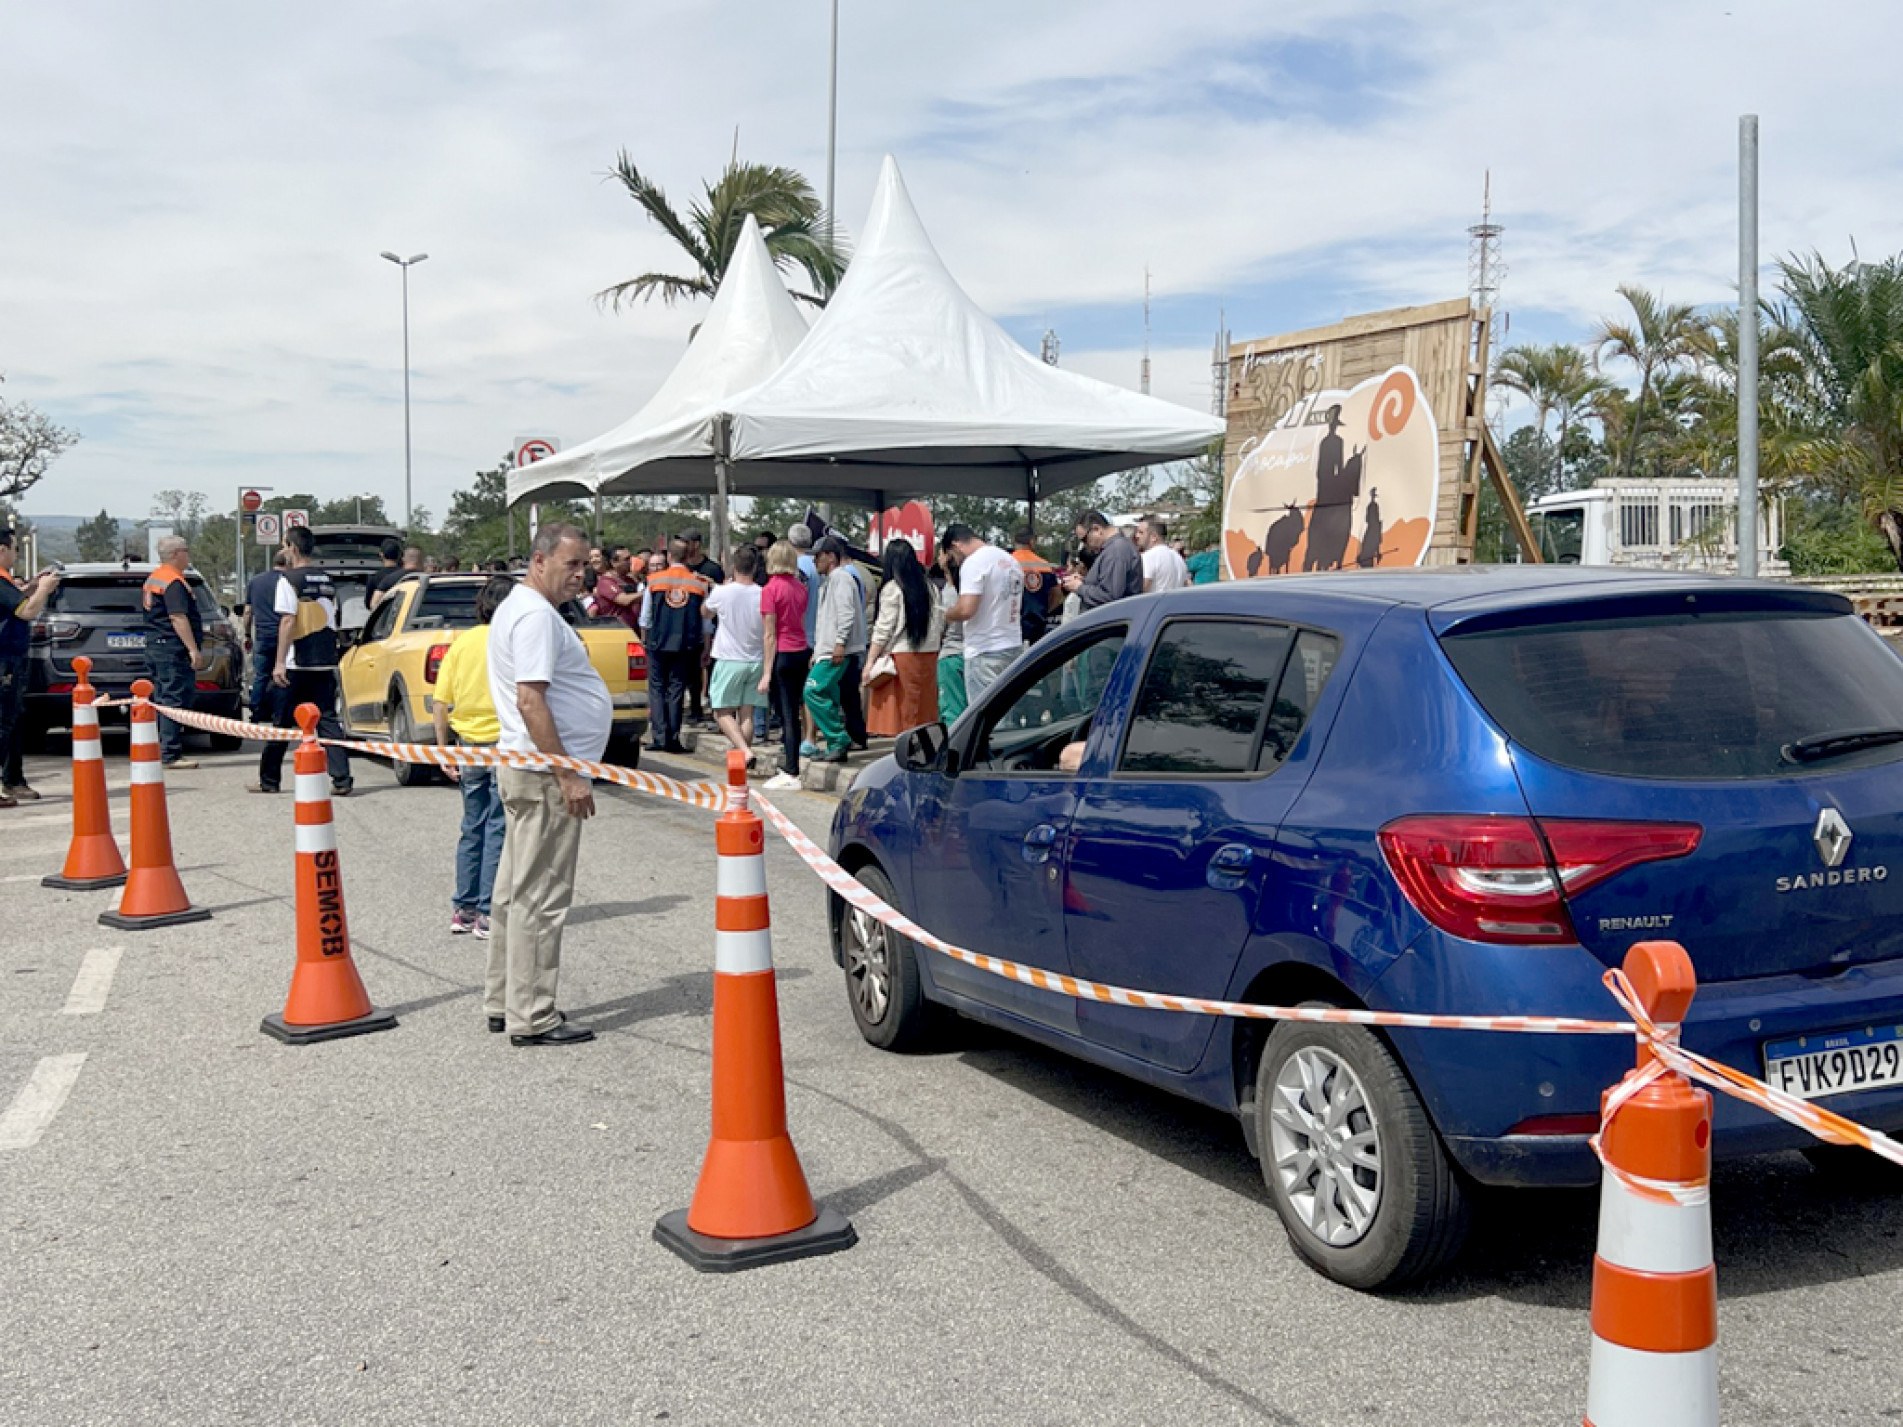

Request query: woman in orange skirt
[{"left": 863, "top": 537, "right": 944, "bottom": 738}]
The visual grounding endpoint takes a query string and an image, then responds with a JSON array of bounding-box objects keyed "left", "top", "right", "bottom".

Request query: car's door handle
[
  {"left": 1021, "top": 824, "right": 1060, "bottom": 864},
  {"left": 1207, "top": 843, "right": 1255, "bottom": 890}
]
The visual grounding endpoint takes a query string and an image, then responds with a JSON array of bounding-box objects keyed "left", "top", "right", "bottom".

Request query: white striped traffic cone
[
  {"left": 98, "top": 679, "right": 209, "bottom": 930},
  {"left": 260, "top": 703, "right": 397, "bottom": 1045},
  {"left": 1585, "top": 940, "right": 1718, "bottom": 1426},
  {"left": 654, "top": 750, "right": 856, "bottom": 1271},
  {"left": 43, "top": 655, "right": 127, "bottom": 890}
]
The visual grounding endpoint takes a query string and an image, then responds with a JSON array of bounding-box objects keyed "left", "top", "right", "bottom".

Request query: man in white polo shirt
[
  {"left": 941, "top": 523, "right": 1024, "bottom": 705},
  {"left": 484, "top": 523, "right": 612, "bottom": 1047},
  {"left": 1138, "top": 515, "right": 1191, "bottom": 593}
]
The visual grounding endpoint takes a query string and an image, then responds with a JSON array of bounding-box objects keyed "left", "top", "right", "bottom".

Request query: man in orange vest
[
  {"left": 1011, "top": 527, "right": 1062, "bottom": 646},
  {"left": 639, "top": 537, "right": 711, "bottom": 755},
  {"left": 141, "top": 533, "right": 205, "bottom": 769}
]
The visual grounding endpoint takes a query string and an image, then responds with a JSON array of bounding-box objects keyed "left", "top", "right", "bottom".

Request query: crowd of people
[{"left": 560, "top": 509, "right": 1212, "bottom": 791}]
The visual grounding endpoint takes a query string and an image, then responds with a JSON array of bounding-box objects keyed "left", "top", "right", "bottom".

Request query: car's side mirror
[{"left": 896, "top": 721, "right": 949, "bottom": 774}]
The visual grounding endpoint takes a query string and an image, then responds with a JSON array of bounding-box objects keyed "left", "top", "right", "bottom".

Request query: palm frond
[{"left": 593, "top": 272, "right": 716, "bottom": 311}]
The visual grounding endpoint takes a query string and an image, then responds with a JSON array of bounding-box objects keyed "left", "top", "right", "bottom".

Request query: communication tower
[
  {"left": 1467, "top": 170, "right": 1507, "bottom": 351},
  {"left": 1210, "top": 309, "right": 1230, "bottom": 419},
  {"left": 1140, "top": 266, "right": 1152, "bottom": 395}
]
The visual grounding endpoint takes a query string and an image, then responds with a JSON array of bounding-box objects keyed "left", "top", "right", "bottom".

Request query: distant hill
[{"left": 14, "top": 514, "right": 141, "bottom": 564}]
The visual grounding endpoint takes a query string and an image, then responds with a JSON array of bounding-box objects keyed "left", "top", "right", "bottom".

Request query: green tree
[
  {"left": 75, "top": 508, "right": 121, "bottom": 562},
  {"left": 149, "top": 489, "right": 209, "bottom": 538},
  {"left": 1493, "top": 342, "right": 1611, "bottom": 489},
  {"left": 1591, "top": 286, "right": 1709, "bottom": 479},
  {"left": 1772, "top": 252, "right": 1903, "bottom": 564},
  {"left": 596, "top": 155, "right": 846, "bottom": 310}
]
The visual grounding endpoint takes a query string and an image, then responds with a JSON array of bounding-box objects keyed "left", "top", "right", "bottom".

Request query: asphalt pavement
[{"left": 2, "top": 733, "right": 1900, "bottom": 1425}]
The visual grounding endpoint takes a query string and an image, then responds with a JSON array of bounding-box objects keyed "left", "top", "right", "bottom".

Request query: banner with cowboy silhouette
[{"left": 1219, "top": 298, "right": 1492, "bottom": 579}]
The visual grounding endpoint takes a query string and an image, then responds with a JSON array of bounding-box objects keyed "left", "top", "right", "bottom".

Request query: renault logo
[{"left": 1814, "top": 808, "right": 1853, "bottom": 869}]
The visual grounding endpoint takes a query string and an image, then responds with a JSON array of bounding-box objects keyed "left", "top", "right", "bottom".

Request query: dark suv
[{"left": 24, "top": 564, "right": 244, "bottom": 747}]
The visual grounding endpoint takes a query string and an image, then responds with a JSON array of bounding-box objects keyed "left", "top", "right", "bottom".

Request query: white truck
[{"left": 1525, "top": 478, "right": 1787, "bottom": 575}]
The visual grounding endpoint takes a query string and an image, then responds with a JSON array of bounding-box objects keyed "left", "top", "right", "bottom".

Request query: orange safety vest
[{"left": 142, "top": 565, "right": 201, "bottom": 643}]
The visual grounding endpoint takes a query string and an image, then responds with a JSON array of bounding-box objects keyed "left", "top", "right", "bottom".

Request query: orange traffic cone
[
  {"left": 42, "top": 656, "right": 128, "bottom": 891},
  {"left": 1584, "top": 941, "right": 1718, "bottom": 1426},
  {"left": 260, "top": 703, "right": 397, "bottom": 1045},
  {"left": 99, "top": 679, "right": 210, "bottom": 930},
  {"left": 655, "top": 750, "right": 856, "bottom": 1271}
]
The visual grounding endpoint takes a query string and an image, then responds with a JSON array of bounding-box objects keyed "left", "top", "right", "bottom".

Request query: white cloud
[{"left": 4, "top": 1, "right": 1899, "bottom": 522}]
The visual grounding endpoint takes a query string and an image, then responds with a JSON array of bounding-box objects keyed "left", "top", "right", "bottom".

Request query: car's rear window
[
  {"left": 1441, "top": 608, "right": 1903, "bottom": 779},
  {"left": 406, "top": 586, "right": 482, "bottom": 629},
  {"left": 51, "top": 579, "right": 218, "bottom": 618}
]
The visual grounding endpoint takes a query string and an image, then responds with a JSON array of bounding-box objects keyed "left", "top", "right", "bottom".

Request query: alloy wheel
[
  {"left": 842, "top": 906, "right": 891, "bottom": 1025},
  {"left": 1268, "top": 1045, "right": 1383, "bottom": 1247}
]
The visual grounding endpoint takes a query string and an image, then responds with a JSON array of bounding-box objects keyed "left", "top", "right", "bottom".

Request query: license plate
[
  {"left": 105, "top": 633, "right": 146, "bottom": 650},
  {"left": 1763, "top": 1023, "right": 1903, "bottom": 1100}
]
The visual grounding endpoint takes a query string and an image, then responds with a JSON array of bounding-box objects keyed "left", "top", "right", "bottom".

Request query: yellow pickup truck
[{"left": 337, "top": 572, "right": 648, "bottom": 786}]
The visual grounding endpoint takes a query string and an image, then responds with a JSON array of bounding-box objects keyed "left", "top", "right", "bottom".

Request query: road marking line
[
  {"left": 62, "top": 948, "right": 123, "bottom": 1015},
  {"left": 1, "top": 872, "right": 46, "bottom": 884},
  {"left": 0, "top": 1054, "right": 88, "bottom": 1151},
  {"left": 0, "top": 841, "right": 74, "bottom": 862}
]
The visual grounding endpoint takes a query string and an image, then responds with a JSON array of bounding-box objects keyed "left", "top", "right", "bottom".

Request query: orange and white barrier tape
[{"left": 134, "top": 694, "right": 1903, "bottom": 1181}]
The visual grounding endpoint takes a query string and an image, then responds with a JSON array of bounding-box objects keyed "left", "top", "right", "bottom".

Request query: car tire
[
  {"left": 209, "top": 731, "right": 243, "bottom": 752},
  {"left": 832, "top": 864, "right": 939, "bottom": 1052},
  {"left": 608, "top": 732, "right": 642, "bottom": 770},
  {"left": 389, "top": 691, "right": 433, "bottom": 787},
  {"left": 1254, "top": 1015, "right": 1469, "bottom": 1289}
]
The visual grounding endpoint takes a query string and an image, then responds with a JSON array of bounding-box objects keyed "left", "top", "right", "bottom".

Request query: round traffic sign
[
  {"left": 241, "top": 489, "right": 264, "bottom": 513},
  {"left": 517, "top": 438, "right": 557, "bottom": 465}
]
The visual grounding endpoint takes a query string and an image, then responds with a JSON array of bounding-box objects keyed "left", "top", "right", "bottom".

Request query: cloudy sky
[{"left": 5, "top": 0, "right": 1900, "bottom": 523}]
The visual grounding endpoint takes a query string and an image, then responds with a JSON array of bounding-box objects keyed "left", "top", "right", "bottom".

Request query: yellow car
[{"left": 338, "top": 572, "right": 648, "bottom": 785}]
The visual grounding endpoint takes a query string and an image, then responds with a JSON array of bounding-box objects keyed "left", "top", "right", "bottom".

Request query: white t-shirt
[
  {"left": 703, "top": 581, "right": 764, "bottom": 663},
  {"left": 1142, "top": 544, "right": 1191, "bottom": 593},
  {"left": 487, "top": 585, "right": 613, "bottom": 764},
  {"left": 957, "top": 544, "right": 1024, "bottom": 656}
]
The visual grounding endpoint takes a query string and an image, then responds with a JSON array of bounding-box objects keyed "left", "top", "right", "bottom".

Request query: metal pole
[
  {"left": 712, "top": 417, "right": 732, "bottom": 564},
  {"left": 1736, "top": 115, "right": 1760, "bottom": 579},
  {"left": 235, "top": 485, "right": 245, "bottom": 597},
  {"left": 825, "top": 0, "right": 838, "bottom": 264},
  {"left": 400, "top": 262, "right": 413, "bottom": 535}
]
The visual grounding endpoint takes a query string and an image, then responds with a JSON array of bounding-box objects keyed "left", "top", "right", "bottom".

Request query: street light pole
[{"left": 380, "top": 251, "right": 429, "bottom": 534}]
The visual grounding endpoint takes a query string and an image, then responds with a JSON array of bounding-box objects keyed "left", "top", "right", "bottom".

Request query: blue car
[{"left": 826, "top": 567, "right": 1903, "bottom": 1287}]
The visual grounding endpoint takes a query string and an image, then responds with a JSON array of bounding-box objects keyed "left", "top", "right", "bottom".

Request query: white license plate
[
  {"left": 1763, "top": 1024, "right": 1903, "bottom": 1100},
  {"left": 105, "top": 633, "right": 146, "bottom": 650}
]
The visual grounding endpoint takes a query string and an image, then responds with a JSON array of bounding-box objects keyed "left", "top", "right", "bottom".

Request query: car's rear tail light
[
  {"left": 425, "top": 643, "right": 450, "bottom": 684},
  {"left": 30, "top": 619, "right": 81, "bottom": 644},
  {"left": 194, "top": 681, "right": 220, "bottom": 692},
  {"left": 47, "top": 682, "right": 74, "bottom": 695},
  {"left": 1377, "top": 815, "right": 1701, "bottom": 945},
  {"left": 628, "top": 642, "right": 647, "bottom": 681}
]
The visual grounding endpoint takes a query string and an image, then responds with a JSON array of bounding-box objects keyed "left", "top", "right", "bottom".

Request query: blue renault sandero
[{"left": 825, "top": 567, "right": 1903, "bottom": 1287}]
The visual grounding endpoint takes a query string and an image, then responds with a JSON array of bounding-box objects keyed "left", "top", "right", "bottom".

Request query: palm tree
[
  {"left": 596, "top": 154, "right": 846, "bottom": 310},
  {"left": 1591, "top": 286, "right": 1709, "bottom": 479},
  {"left": 1493, "top": 342, "right": 1611, "bottom": 490},
  {"left": 1771, "top": 253, "right": 1903, "bottom": 564}
]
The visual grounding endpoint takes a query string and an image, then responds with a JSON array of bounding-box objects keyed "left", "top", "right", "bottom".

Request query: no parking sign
[
  {"left": 254, "top": 511, "right": 282, "bottom": 546},
  {"left": 514, "top": 434, "right": 560, "bottom": 467}
]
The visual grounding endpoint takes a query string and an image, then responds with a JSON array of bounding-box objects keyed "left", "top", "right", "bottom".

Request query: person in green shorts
[
  {"left": 702, "top": 545, "right": 768, "bottom": 769},
  {"left": 934, "top": 545, "right": 968, "bottom": 724}
]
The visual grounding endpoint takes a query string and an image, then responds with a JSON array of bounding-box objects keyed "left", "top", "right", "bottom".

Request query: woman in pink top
[{"left": 758, "top": 541, "right": 812, "bottom": 788}]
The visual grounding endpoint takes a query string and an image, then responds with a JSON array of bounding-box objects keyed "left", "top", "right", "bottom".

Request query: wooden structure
[{"left": 1221, "top": 297, "right": 1536, "bottom": 569}]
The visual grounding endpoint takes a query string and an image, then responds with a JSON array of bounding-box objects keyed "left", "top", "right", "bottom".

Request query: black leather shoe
[
  {"left": 511, "top": 1020, "right": 593, "bottom": 1046},
  {"left": 489, "top": 1011, "right": 563, "bottom": 1035}
]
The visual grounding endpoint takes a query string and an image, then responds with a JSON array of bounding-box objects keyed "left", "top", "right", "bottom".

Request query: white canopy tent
[
  {"left": 719, "top": 155, "right": 1225, "bottom": 512},
  {"left": 510, "top": 157, "right": 1223, "bottom": 551},
  {"left": 506, "top": 213, "right": 809, "bottom": 508}
]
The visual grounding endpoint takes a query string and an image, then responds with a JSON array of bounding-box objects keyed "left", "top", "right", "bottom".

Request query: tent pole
[
  {"left": 712, "top": 415, "right": 733, "bottom": 564},
  {"left": 1026, "top": 466, "right": 1040, "bottom": 541}
]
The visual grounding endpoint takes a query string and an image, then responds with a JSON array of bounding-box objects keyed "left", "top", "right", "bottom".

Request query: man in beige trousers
[{"left": 484, "top": 523, "right": 612, "bottom": 1046}]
